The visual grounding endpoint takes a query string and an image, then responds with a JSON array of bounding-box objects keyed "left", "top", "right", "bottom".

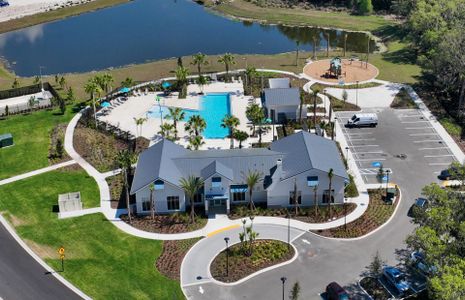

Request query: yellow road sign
[
  {"left": 60, "top": 254, "right": 65, "bottom": 259},
  {"left": 58, "top": 247, "right": 65, "bottom": 255}
]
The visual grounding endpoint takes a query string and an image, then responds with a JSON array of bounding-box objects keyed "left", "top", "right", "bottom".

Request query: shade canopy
[
  {"left": 119, "top": 87, "right": 130, "bottom": 93},
  {"left": 101, "top": 101, "right": 111, "bottom": 108}
]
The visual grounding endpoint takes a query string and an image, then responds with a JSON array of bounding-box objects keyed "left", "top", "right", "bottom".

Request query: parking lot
[{"left": 337, "top": 108, "right": 456, "bottom": 185}]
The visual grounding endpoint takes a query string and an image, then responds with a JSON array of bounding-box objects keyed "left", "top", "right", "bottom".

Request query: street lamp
[
  {"left": 224, "top": 237, "right": 230, "bottom": 277},
  {"left": 345, "top": 146, "right": 350, "bottom": 164},
  {"left": 344, "top": 197, "right": 347, "bottom": 231},
  {"left": 331, "top": 117, "right": 338, "bottom": 140},
  {"left": 286, "top": 209, "right": 290, "bottom": 250},
  {"left": 280, "top": 277, "right": 287, "bottom": 300},
  {"left": 356, "top": 80, "right": 359, "bottom": 107}
]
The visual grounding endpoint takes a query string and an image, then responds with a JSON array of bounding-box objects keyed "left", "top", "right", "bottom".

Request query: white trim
[{"left": 0, "top": 214, "right": 91, "bottom": 300}]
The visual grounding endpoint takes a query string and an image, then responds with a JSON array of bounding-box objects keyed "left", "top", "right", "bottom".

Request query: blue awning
[
  {"left": 205, "top": 194, "right": 227, "bottom": 200},
  {"left": 119, "top": 87, "right": 130, "bottom": 93},
  {"left": 230, "top": 185, "right": 248, "bottom": 193}
]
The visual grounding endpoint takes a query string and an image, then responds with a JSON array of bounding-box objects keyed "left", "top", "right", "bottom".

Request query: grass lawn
[
  {"left": 208, "top": 0, "right": 391, "bottom": 32},
  {"left": 0, "top": 108, "right": 75, "bottom": 180},
  {"left": 0, "top": 0, "right": 131, "bottom": 35},
  {"left": 0, "top": 169, "right": 184, "bottom": 299}
]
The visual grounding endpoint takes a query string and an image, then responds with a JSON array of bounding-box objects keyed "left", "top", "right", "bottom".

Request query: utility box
[
  {"left": 0, "top": 133, "right": 13, "bottom": 148},
  {"left": 58, "top": 192, "right": 82, "bottom": 218}
]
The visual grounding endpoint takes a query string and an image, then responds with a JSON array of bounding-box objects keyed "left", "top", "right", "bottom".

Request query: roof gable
[{"left": 200, "top": 160, "right": 234, "bottom": 181}]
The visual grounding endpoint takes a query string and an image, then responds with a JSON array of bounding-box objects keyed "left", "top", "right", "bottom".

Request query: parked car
[
  {"left": 383, "top": 267, "right": 410, "bottom": 294},
  {"left": 0, "top": 0, "right": 9, "bottom": 7},
  {"left": 410, "top": 251, "right": 438, "bottom": 276},
  {"left": 408, "top": 197, "right": 428, "bottom": 217},
  {"left": 437, "top": 168, "right": 457, "bottom": 180},
  {"left": 326, "top": 282, "right": 350, "bottom": 300},
  {"left": 346, "top": 113, "right": 378, "bottom": 128}
]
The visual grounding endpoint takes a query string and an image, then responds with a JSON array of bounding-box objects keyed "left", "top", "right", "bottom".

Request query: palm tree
[
  {"left": 293, "top": 178, "right": 299, "bottom": 216},
  {"left": 28, "top": 96, "right": 35, "bottom": 113},
  {"left": 342, "top": 89, "right": 348, "bottom": 108},
  {"left": 191, "top": 52, "right": 209, "bottom": 77},
  {"left": 175, "top": 66, "right": 189, "bottom": 99},
  {"left": 243, "top": 170, "right": 263, "bottom": 211},
  {"left": 84, "top": 78, "right": 103, "bottom": 128},
  {"left": 245, "top": 103, "right": 263, "bottom": 136},
  {"left": 166, "top": 107, "right": 185, "bottom": 140},
  {"left": 326, "top": 32, "right": 330, "bottom": 57},
  {"left": 187, "top": 135, "right": 205, "bottom": 150},
  {"left": 233, "top": 130, "right": 249, "bottom": 149},
  {"left": 327, "top": 168, "right": 334, "bottom": 220},
  {"left": 343, "top": 33, "right": 348, "bottom": 57},
  {"left": 295, "top": 40, "right": 300, "bottom": 66},
  {"left": 218, "top": 53, "right": 236, "bottom": 82},
  {"left": 149, "top": 183, "right": 155, "bottom": 220},
  {"left": 312, "top": 35, "right": 318, "bottom": 60},
  {"left": 121, "top": 77, "right": 135, "bottom": 88},
  {"left": 12, "top": 77, "right": 20, "bottom": 89},
  {"left": 133, "top": 117, "right": 147, "bottom": 137},
  {"left": 313, "top": 88, "right": 320, "bottom": 129},
  {"left": 185, "top": 115, "right": 206, "bottom": 137},
  {"left": 244, "top": 66, "right": 257, "bottom": 94},
  {"left": 158, "top": 123, "right": 176, "bottom": 140},
  {"left": 115, "top": 150, "right": 137, "bottom": 223},
  {"left": 102, "top": 73, "right": 114, "bottom": 93},
  {"left": 196, "top": 75, "right": 208, "bottom": 94},
  {"left": 298, "top": 89, "right": 305, "bottom": 124},
  {"left": 313, "top": 184, "right": 318, "bottom": 215},
  {"left": 179, "top": 175, "right": 204, "bottom": 223},
  {"left": 221, "top": 114, "right": 240, "bottom": 149}
]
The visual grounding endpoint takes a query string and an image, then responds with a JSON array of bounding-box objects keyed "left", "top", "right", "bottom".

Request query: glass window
[
  {"left": 142, "top": 197, "right": 151, "bottom": 211},
  {"left": 154, "top": 180, "right": 164, "bottom": 190},
  {"left": 212, "top": 177, "right": 222, "bottom": 188},
  {"left": 231, "top": 185, "right": 247, "bottom": 202},
  {"left": 322, "top": 190, "right": 335, "bottom": 203},
  {"left": 289, "top": 191, "right": 302, "bottom": 205},
  {"left": 193, "top": 193, "right": 203, "bottom": 203},
  {"left": 307, "top": 176, "right": 318, "bottom": 187},
  {"left": 167, "top": 196, "right": 180, "bottom": 210}
]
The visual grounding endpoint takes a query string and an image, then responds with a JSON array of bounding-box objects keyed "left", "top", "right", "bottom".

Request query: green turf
[
  {"left": 0, "top": 108, "right": 74, "bottom": 180},
  {"left": 0, "top": 170, "right": 184, "bottom": 299}
]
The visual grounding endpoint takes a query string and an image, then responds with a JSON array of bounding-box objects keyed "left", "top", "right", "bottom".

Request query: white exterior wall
[
  {"left": 204, "top": 174, "right": 232, "bottom": 197},
  {"left": 268, "top": 105, "right": 306, "bottom": 121},
  {"left": 135, "top": 181, "right": 185, "bottom": 214},
  {"left": 266, "top": 169, "right": 345, "bottom": 208}
]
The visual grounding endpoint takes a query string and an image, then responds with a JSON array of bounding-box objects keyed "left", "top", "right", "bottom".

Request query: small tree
[
  {"left": 290, "top": 281, "right": 301, "bottom": 300},
  {"left": 66, "top": 87, "right": 75, "bottom": 103},
  {"left": 448, "top": 161, "right": 465, "bottom": 187},
  {"left": 4, "top": 105, "right": 8, "bottom": 117},
  {"left": 342, "top": 89, "right": 348, "bottom": 107},
  {"left": 59, "top": 76, "right": 66, "bottom": 90},
  {"left": 179, "top": 175, "right": 204, "bottom": 224},
  {"left": 368, "top": 251, "right": 385, "bottom": 277},
  {"left": 28, "top": 96, "right": 35, "bottom": 113},
  {"left": 233, "top": 130, "right": 249, "bottom": 149},
  {"left": 59, "top": 98, "right": 66, "bottom": 115},
  {"left": 12, "top": 77, "right": 20, "bottom": 89},
  {"left": 357, "top": 0, "right": 373, "bottom": 15},
  {"left": 243, "top": 170, "right": 263, "bottom": 211},
  {"left": 55, "top": 74, "right": 59, "bottom": 85},
  {"left": 33, "top": 76, "right": 40, "bottom": 84},
  {"left": 55, "top": 137, "right": 64, "bottom": 158},
  {"left": 149, "top": 183, "right": 155, "bottom": 220}
]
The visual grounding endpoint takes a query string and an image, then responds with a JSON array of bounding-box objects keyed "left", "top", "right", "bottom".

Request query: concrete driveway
[{"left": 182, "top": 107, "right": 451, "bottom": 299}]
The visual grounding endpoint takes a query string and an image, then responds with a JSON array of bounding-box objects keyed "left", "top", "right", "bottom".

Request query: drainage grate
[{"left": 396, "top": 154, "right": 407, "bottom": 160}]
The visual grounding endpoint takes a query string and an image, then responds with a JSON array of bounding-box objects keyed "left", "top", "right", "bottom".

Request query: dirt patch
[
  {"left": 304, "top": 59, "right": 378, "bottom": 84},
  {"left": 9, "top": 214, "right": 28, "bottom": 226},
  {"left": 120, "top": 213, "right": 207, "bottom": 234},
  {"left": 24, "top": 239, "right": 60, "bottom": 259},
  {"left": 106, "top": 174, "right": 125, "bottom": 209},
  {"left": 210, "top": 239, "right": 294, "bottom": 283},
  {"left": 156, "top": 238, "right": 201, "bottom": 280}
]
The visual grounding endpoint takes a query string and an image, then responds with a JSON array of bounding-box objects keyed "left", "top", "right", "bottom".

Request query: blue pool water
[{"left": 148, "top": 93, "right": 230, "bottom": 139}]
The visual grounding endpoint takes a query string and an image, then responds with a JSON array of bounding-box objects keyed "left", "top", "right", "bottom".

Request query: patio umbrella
[
  {"left": 162, "top": 82, "right": 171, "bottom": 89},
  {"left": 372, "top": 162, "right": 382, "bottom": 168},
  {"left": 101, "top": 101, "right": 111, "bottom": 108},
  {"left": 119, "top": 87, "right": 130, "bottom": 93}
]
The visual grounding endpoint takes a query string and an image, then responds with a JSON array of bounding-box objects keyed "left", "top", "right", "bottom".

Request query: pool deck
[{"left": 98, "top": 82, "right": 274, "bottom": 149}]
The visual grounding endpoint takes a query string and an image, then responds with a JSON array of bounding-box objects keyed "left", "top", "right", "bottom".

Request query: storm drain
[{"left": 396, "top": 154, "right": 407, "bottom": 160}]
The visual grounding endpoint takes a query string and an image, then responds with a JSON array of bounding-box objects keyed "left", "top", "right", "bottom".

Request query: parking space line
[
  {"left": 409, "top": 133, "right": 439, "bottom": 136},
  {"left": 405, "top": 127, "right": 434, "bottom": 130},
  {"left": 356, "top": 151, "right": 384, "bottom": 154},
  {"left": 348, "top": 138, "right": 376, "bottom": 141},
  {"left": 355, "top": 158, "right": 386, "bottom": 161},
  {"left": 398, "top": 115, "right": 423, "bottom": 118},
  {"left": 347, "top": 132, "right": 373, "bottom": 135},
  {"left": 424, "top": 154, "right": 455, "bottom": 158},
  {"left": 413, "top": 140, "right": 443, "bottom": 143},
  {"left": 429, "top": 163, "right": 452, "bottom": 166},
  {"left": 401, "top": 120, "right": 430, "bottom": 124},
  {"left": 418, "top": 147, "right": 449, "bottom": 150},
  {"left": 348, "top": 145, "right": 379, "bottom": 147}
]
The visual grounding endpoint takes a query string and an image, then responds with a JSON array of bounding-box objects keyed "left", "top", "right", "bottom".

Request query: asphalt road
[
  {"left": 0, "top": 223, "right": 82, "bottom": 300},
  {"left": 183, "top": 108, "right": 447, "bottom": 300}
]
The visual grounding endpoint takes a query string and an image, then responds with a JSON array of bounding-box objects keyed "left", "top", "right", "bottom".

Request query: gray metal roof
[
  {"left": 269, "top": 78, "right": 290, "bottom": 89},
  {"left": 263, "top": 87, "right": 300, "bottom": 107},
  {"left": 270, "top": 131, "right": 348, "bottom": 180},
  {"left": 200, "top": 160, "right": 234, "bottom": 181},
  {"left": 130, "top": 139, "right": 188, "bottom": 194}
]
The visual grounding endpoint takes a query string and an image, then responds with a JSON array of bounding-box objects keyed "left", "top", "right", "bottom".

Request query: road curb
[{"left": 0, "top": 214, "right": 91, "bottom": 300}]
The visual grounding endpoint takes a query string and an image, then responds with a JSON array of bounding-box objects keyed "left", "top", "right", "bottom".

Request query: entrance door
[{"left": 208, "top": 198, "right": 227, "bottom": 214}]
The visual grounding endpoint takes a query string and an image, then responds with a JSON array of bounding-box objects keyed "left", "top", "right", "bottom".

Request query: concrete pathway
[{"left": 0, "top": 160, "right": 76, "bottom": 186}]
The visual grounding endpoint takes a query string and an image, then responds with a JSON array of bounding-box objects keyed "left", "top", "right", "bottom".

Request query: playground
[{"left": 303, "top": 58, "right": 379, "bottom": 84}]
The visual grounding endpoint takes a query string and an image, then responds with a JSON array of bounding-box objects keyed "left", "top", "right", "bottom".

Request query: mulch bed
[
  {"left": 229, "top": 203, "right": 357, "bottom": 223},
  {"left": 311, "top": 188, "right": 399, "bottom": 238},
  {"left": 120, "top": 214, "right": 208, "bottom": 234},
  {"left": 49, "top": 123, "right": 71, "bottom": 164},
  {"left": 156, "top": 238, "right": 202, "bottom": 280},
  {"left": 106, "top": 173, "right": 126, "bottom": 209},
  {"left": 359, "top": 277, "right": 391, "bottom": 300},
  {"left": 210, "top": 239, "right": 294, "bottom": 283}
]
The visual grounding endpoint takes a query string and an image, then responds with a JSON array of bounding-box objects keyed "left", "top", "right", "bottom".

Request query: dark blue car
[
  {"left": 383, "top": 266, "right": 410, "bottom": 294},
  {"left": 0, "top": 0, "right": 9, "bottom": 7}
]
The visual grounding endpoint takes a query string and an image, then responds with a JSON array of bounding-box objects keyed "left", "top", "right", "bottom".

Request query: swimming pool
[{"left": 147, "top": 93, "right": 230, "bottom": 139}]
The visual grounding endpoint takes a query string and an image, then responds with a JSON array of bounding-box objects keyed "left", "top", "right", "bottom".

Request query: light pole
[
  {"left": 331, "top": 117, "right": 337, "bottom": 140},
  {"left": 39, "top": 66, "right": 45, "bottom": 91},
  {"left": 224, "top": 237, "right": 230, "bottom": 277},
  {"left": 286, "top": 209, "right": 290, "bottom": 250},
  {"left": 344, "top": 197, "right": 347, "bottom": 231},
  {"left": 345, "top": 146, "right": 349, "bottom": 164},
  {"left": 385, "top": 169, "right": 391, "bottom": 196},
  {"left": 280, "top": 277, "right": 287, "bottom": 300},
  {"left": 356, "top": 80, "right": 359, "bottom": 107}
]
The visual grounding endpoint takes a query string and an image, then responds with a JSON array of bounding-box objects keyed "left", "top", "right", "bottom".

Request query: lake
[{"left": 0, "top": 0, "right": 376, "bottom": 76}]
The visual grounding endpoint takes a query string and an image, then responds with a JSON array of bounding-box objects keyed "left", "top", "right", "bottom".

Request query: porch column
[
  {"left": 205, "top": 199, "right": 209, "bottom": 214},
  {"left": 226, "top": 198, "right": 230, "bottom": 214}
]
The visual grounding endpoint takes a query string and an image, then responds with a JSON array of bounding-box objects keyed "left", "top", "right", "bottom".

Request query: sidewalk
[{"left": 0, "top": 160, "right": 76, "bottom": 186}]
